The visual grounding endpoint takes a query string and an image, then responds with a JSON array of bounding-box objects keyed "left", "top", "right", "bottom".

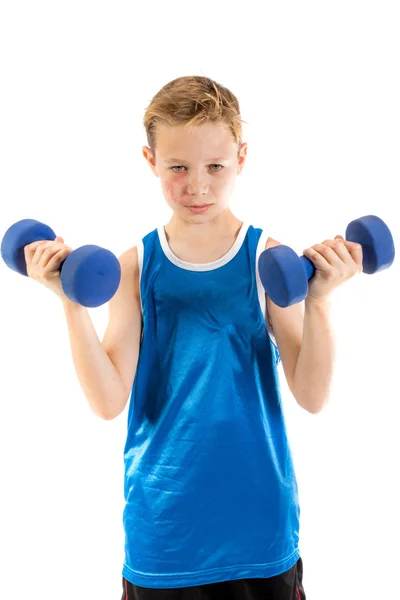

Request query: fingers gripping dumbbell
[
  {"left": 1, "top": 219, "right": 121, "bottom": 308},
  {"left": 258, "top": 215, "right": 395, "bottom": 308}
]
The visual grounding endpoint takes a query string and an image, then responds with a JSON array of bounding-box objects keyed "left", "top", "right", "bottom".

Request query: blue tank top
[{"left": 121, "top": 221, "right": 301, "bottom": 588}]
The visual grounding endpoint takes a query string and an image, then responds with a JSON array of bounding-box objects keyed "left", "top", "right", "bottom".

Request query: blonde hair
[{"left": 143, "top": 75, "right": 247, "bottom": 160}]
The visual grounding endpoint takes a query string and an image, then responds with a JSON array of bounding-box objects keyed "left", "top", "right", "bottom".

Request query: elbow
[
  {"left": 91, "top": 392, "right": 129, "bottom": 421},
  {"left": 93, "top": 410, "right": 112, "bottom": 421},
  {"left": 100, "top": 410, "right": 120, "bottom": 421},
  {"left": 296, "top": 395, "right": 329, "bottom": 414},
  {"left": 292, "top": 376, "right": 332, "bottom": 415},
  {"left": 101, "top": 406, "right": 126, "bottom": 420},
  {"left": 101, "top": 413, "right": 114, "bottom": 421},
  {"left": 290, "top": 381, "right": 323, "bottom": 414},
  {"left": 91, "top": 407, "right": 116, "bottom": 421}
]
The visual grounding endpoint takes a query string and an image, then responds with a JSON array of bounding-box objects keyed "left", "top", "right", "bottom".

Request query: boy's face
[{"left": 142, "top": 122, "right": 247, "bottom": 220}]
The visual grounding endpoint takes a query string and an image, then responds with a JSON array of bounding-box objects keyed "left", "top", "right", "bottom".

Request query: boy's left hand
[{"left": 302, "top": 235, "right": 364, "bottom": 301}]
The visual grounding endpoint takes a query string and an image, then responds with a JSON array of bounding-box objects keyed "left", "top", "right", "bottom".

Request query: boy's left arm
[{"left": 265, "top": 235, "right": 363, "bottom": 414}]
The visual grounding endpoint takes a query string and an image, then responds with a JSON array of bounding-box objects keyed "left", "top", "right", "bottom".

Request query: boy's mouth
[{"left": 186, "top": 204, "right": 212, "bottom": 213}]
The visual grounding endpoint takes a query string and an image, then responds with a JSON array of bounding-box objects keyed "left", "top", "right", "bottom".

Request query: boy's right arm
[{"left": 62, "top": 246, "right": 142, "bottom": 420}]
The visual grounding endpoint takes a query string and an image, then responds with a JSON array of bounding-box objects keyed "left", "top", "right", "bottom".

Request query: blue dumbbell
[
  {"left": 258, "top": 215, "right": 395, "bottom": 308},
  {"left": 1, "top": 219, "right": 121, "bottom": 308}
]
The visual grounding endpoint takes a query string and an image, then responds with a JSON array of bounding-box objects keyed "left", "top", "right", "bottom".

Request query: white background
[{"left": 1, "top": 2, "right": 399, "bottom": 599}]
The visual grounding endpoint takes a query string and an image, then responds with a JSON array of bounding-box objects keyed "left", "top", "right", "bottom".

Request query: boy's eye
[{"left": 170, "top": 164, "right": 224, "bottom": 173}]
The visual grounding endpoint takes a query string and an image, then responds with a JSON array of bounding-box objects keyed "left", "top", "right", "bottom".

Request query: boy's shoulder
[
  {"left": 251, "top": 224, "right": 282, "bottom": 250},
  {"left": 265, "top": 236, "right": 282, "bottom": 250}
]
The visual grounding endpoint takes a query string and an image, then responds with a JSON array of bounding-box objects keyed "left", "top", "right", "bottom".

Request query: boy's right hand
[{"left": 24, "top": 236, "right": 74, "bottom": 302}]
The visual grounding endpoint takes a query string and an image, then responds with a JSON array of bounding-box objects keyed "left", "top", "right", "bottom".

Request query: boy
[{"left": 25, "top": 75, "right": 362, "bottom": 600}]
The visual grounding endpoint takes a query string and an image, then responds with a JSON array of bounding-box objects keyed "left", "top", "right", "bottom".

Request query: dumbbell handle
[
  {"left": 300, "top": 255, "right": 317, "bottom": 281},
  {"left": 293, "top": 244, "right": 380, "bottom": 287}
]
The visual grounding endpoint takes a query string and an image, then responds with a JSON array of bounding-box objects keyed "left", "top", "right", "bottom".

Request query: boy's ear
[
  {"left": 237, "top": 142, "right": 248, "bottom": 174},
  {"left": 142, "top": 146, "right": 159, "bottom": 176}
]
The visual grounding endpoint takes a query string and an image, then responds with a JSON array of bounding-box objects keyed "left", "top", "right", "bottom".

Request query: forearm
[
  {"left": 293, "top": 296, "right": 336, "bottom": 414},
  {"left": 62, "top": 298, "right": 127, "bottom": 419}
]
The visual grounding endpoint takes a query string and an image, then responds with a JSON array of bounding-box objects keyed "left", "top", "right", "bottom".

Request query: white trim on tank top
[
  {"left": 137, "top": 240, "right": 144, "bottom": 316},
  {"left": 256, "top": 230, "right": 278, "bottom": 348},
  {"left": 157, "top": 221, "right": 250, "bottom": 272}
]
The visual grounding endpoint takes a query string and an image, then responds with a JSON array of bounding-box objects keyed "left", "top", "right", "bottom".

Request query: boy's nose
[{"left": 187, "top": 177, "right": 209, "bottom": 196}]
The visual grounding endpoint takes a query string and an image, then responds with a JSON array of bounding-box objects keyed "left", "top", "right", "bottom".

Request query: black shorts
[{"left": 121, "top": 557, "right": 306, "bottom": 599}]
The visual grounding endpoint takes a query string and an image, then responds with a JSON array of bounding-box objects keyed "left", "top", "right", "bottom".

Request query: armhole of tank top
[
  {"left": 255, "top": 230, "right": 279, "bottom": 353},
  {"left": 137, "top": 240, "right": 144, "bottom": 322}
]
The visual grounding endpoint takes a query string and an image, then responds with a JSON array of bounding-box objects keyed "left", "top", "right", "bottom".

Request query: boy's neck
[{"left": 165, "top": 209, "right": 243, "bottom": 245}]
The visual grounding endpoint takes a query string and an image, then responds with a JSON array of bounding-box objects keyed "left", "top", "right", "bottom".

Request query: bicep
[
  {"left": 102, "top": 246, "right": 143, "bottom": 403},
  {"left": 266, "top": 294, "right": 304, "bottom": 395}
]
